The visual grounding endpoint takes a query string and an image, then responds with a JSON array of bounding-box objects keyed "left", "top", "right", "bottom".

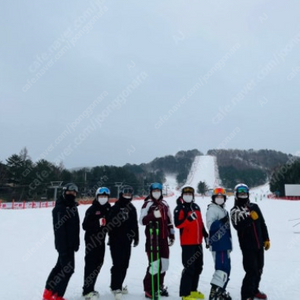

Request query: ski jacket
[
  {"left": 82, "top": 199, "right": 111, "bottom": 245},
  {"left": 230, "top": 202, "right": 269, "bottom": 250},
  {"left": 107, "top": 196, "right": 139, "bottom": 245},
  {"left": 139, "top": 195, "right": 174, "bottom": 243},
  {"left": 174, "top": 197, "right": 208, "bottom": 246},
  {"left": 52, "top": 195, "right": 80, "bottom": 254},
  {"left": 206, "top": 202, "right": 232, "bottom": 251}
]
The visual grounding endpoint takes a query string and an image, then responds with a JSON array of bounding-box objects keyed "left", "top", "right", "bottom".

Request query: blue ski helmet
[{"left": 150, "top": 182, "right": 162, "bottom": 191}]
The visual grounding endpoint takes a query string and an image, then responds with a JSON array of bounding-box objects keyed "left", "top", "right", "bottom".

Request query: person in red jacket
[
  {"left": 139, "top": 182, "right": 175, "bottom": 300},
  {"left": 174, "top": 186, "right": 209, "bottom": 300}
]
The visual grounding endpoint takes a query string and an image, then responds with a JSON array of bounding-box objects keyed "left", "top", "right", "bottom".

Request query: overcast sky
[{"left": 1, "top": 0, "right": 300, "bottom": 169}]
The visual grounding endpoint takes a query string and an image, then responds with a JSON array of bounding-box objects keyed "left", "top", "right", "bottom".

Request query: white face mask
[
  {"left": 123, "top": 195, "right": 132, "bottom": 200},
  {"left": 183, "top": 195, "right": 193, "bottom": 203},
  {"left": 98, "top": 196, "right": 108, "bottom": 205},
  {"left": 215, "top": 197, "right": 225, "bottom": 205},
  {"left": 152, "top": 191, "right": 161, "bottom": 200}
]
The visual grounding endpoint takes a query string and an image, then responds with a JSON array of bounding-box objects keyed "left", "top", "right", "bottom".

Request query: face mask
[
  {"left": 65, "top": 194, "right": 76, "bottom": 202},
  {"left": 183, "top": 195, "right": 193, "bottom": 203},
  {"left": 98, "top": 196, "right": 108, "bottom": 205},
  {"left": 215, "top": 197, "right": 225, "bottom": 205},
  {"left": 152, "top": 191, "right": 161, "bottom": 200},
  {"left": 123, "top": 195, "right": 132, "bottom": 200}
]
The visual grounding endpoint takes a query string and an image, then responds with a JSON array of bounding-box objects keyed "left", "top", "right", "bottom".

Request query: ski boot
[
  {"left": 145, "top": 291, "right": 159, "bottom": 300},
  {"left": 190, "top": 291, "right": 205, "bottom": 299},
  {"left": 160, "top": 285, "right": 169, "bottom": 296},
  {"left": 112, "top": 289, "right": 122, "bottom": 300},
  {"left": 254, "top": 290, "right": 267, "bottom": 299},
  {"left": 83, "top": 291, "right": 100, "bottom": 300},
  {"left": 209, "top": 284, "right": 223, "bottom": 300},
  {"left": 42, "top": 289, "right": 53, "bottom": 300}
]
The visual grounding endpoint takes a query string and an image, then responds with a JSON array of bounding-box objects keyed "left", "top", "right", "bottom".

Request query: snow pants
[
  {"left": 82, "top": 241, "right": 105, "bottom": 295},
  {"left": 180, "top": 244, "right": 203, "bottom": 297},
  {"left": 241, "top": 248, "right": 264, "bottom": 300},
  {"left": 211, "top": 250, "right": 231, "bottom": 289},
  {"left": 45, "top": 251, "right": 75, "bottom": 297},
  {"left": 110, "top": 239, "right": 132, "bottom": 290},
  {"left": 143, "top": 238, "right": 169, "bottom": 294}
]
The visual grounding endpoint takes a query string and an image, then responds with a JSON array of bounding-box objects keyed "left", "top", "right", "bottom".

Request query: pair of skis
[{"left": 149, "top": 221, "right": 160, "bottom": 300}]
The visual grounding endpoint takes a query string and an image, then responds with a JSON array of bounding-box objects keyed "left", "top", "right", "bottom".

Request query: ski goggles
[
  {"left": 213, "top": 187, "right": 226, "bottom": 196},
  {"left": 236, "top": 186, "right": 249, "bottom": 194},
  {"left": 64, "top": 183, "right": 78, "bottom": 193},
  {"left": 122, "top": 186, "right": 134, "bottom": 195},
  {"left": 182, "top": 187, "right": 194, "bottom": 194},
  {"left": 98, "top": 187, "right": 110, "bottom": 195},
  {"left": 150, "top": 182, "right": 162, "bottom": 191}
]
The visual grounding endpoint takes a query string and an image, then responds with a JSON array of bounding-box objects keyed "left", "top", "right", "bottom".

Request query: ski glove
[
  {"left": 99, "top": 218, "right": 106, "bottom": 227},
  {"left": 133, "top": 239, "right": 139, "bottom": 247},
  {"left": 153, "top": 209, "right": 162, "bottom": 218},
  {"left": 264, "top": 240, "right": 270, "bottom": 250},
  {"left": 250, "top": 211, "right": 259, "bottom": 220},
  {"left": 205, "top": 237, "right": 210, "bottom": 249},
  {"left": 187, "top": 211, "right": 197, "bottom": 222}
]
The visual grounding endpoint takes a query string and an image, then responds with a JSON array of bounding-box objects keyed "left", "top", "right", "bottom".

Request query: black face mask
[
  {"left": 237, "top": 198, "right": 248, "bottom": 206},
  {"left": 64, "top": 194, "right": 76, "bottom": 203}
]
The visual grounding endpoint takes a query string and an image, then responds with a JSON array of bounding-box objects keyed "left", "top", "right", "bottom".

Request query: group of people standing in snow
[{"left": 42, "top": 181, "right": 270, "bottom": 300}]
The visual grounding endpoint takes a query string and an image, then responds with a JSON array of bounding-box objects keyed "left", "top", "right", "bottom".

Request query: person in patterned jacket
[
  {"left": 174, "top": 186, "right": 209, "bottom": 300},
  {"left": 230, "top": 183, "right": 270, "bottom": 300},
  {"left": 139, "top": 182, "right": 175, "bottom": 300}
]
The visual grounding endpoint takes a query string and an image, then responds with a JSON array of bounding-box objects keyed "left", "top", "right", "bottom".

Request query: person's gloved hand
[
  {"left": 99, "top": 218, "right": 106, "bottom": 226},
  {"left": 153, "top": 208, "right": 161, "bottom": 218},
  {"left": 205, "top": 237, "right": 210, "bottom": 249},
  {"left": 187, "top": 212, "right": 197, "bottom": 222},
  {"left": 133, "top": 239, "right": 139, "bottom": 247},
  {"left": 250, "top": 211, "right": 259, "bottom": 220},
  {"left": 264, "top": 240, "right": 270, "bottom": 250}
]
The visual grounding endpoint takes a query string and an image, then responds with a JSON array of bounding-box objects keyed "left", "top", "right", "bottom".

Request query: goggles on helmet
[
  {"left": 97, "top": 187, "right": 110, "bottom": 196},
  {"left": 213, "top": 187, "right": 226, "bottom": 196},
  {"left": 150, "top": 182, "right": 162, "bottom": 191},
  {"left": 236, "top": 186, "right": 249, "bottom": 194},
  {"left": 182, "top": 186, "right": 194, "bottom": 194}
]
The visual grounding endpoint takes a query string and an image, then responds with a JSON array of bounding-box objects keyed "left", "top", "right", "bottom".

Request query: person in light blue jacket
[{"left": 206, "top": 187, "right": 232, "bottom": 300}]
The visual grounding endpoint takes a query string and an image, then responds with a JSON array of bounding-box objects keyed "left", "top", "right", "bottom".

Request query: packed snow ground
[{"left": 1, "top": 156, "right": 300, "bottom": 300}]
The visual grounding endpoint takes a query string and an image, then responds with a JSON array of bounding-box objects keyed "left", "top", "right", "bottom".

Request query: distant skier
[
  {"left": 139, "top": 182, "right": 175, "bottom": 300},
  {"left": 230, "top": 184, "right": 270, "bottom": 300},
  {"left": 206, "top": 187, "right": 232, "bottom": 300},
  {"left": 107, "top": 185, "right": 139, "bottom": 300},
  {"left": 42, "top": 183, "right": 80, "bottom": 300},
  {"left": 81, "top": 187, "right": 111, "bottom": 300},
  {"left": 174, "top": 186, "right": 209, "bottom": 300}
]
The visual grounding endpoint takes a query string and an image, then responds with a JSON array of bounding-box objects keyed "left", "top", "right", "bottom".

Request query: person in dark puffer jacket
[
  {"left": 82, "top": 187, "right": 111, "bottom": 300},
  {"left": 230, "top": 183, "right": 270, "bottom": 300},
  {"left": 107, "top": 185, "right": 139, "bottom": 299},
  {"left": 43, "top": 183, "right": 80, "bottom": 300}
]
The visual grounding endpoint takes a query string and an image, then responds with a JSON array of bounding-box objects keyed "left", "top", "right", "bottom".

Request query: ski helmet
[
  {"left": 181, "top": 186, "right": 195, "bottom": 195},
  {"left": 121, "top": 185, "right": 134, "bottom": 195},
  {"left": 62, "top": 183, "right": 78, "bottom": 197},
  {"left": 95, "top": 187, "right": 110, "bottom": 197},
  {"left": 150, "top": 182, "right": 163, "bottom": 191},
  {"left": 212, "top": 187, "right": 227, "bottom": 202},
  {"left": 234, "top": 183, "right": 249, "bottom": 200}
]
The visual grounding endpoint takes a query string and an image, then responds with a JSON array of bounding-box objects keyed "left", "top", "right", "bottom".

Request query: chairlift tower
[{"left": 49, "top": 181, "right": 63, "bottom": 201}]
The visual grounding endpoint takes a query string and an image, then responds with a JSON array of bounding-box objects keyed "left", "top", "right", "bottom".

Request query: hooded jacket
[
  {"left": 230, "top": 200, "right": 269, "bottom": 250},
  {"left": 52, "top": 195, "right": 80, "bottom": 253},
  {"left": 107, "top": 195, "right": 139, "bottom": 245},
  {"left": 206, "top": 202, "right": 232, "bottom": 251},
  {"left": 82, "top": 198, "right": 111, "bottom": 245},
  {"left": 174, "top": 197, "right": 208, "bottom": 246},
  {"left": 139, "top": 195, "right": 174, "bottom": 244}
]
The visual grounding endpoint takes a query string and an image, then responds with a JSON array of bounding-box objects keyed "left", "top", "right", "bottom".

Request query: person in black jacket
[
  {"left": 43, "top": 183, "right": 80, "bottom": 300},
  {"left": 230, "top": 184, "right": 270, "bottom": 300},
  {"left": 82, "top": 187, "right": 111, "bottom": 300},
  {"left": 107, "top": 185, "right": 139, "bottom": 300}
]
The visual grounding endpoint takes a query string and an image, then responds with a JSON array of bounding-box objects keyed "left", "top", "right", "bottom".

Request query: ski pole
[
  {"left": 149, "top": 221, "right": 155, "bottom": 300},
  {"left": 156, "top": 221, "right": 160, "bottom": 300}
]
